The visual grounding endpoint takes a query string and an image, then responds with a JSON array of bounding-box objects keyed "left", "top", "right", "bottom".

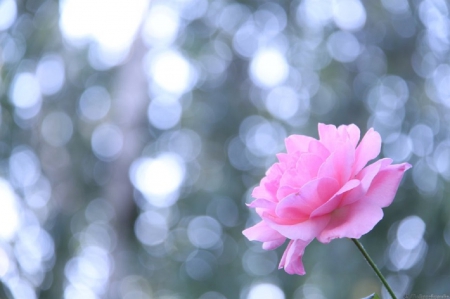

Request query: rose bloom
[{"left": 243, "top": 123, "right": 411, "bottom": 275}]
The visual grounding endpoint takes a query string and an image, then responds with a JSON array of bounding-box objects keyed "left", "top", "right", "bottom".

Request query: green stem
[{"left": 351, "top": 238, "right": 397, "bottom": 299}]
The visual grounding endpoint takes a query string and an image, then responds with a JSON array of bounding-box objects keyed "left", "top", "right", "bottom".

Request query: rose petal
[
  {"left": 243, "top": 221, "right": 285, "bottom": 244},
  {"left": 279, "top": 168, "right": 308, "bottom": 190},
  {"left": 364, "top": 162, "right": 412, "bottom": 208},
  {"left": 353, "top": 128, "right": 382, "bottom": 175},
  {"left": 338, "top": 181, "right": 365, "bottom": 208},
  {"left": 247, "top": 198, "right": 276, "bottom": 210},
  {"left": 307, "top": 139, "right": 330, "bottom": 160},
  {"left": 339, "top": 158, "right": 393, "bottom": 207},
  {"left": 318, "top": 123, "right": 340, "bottom": 151},
  {"left": 356, "top": 158, "right": 392, "bottom": 191},
  {"left": 317, "top": 200, "right": 384, "bottom": 243},
  {"left": 252, "top": 183, "right": 277, "bottom": 202},
  {"left": 285, "top": 135, "right": 317, "bottom": 154},
  {"left": 279, "top": 239, "right": 312, "bottom": 275},
  {"left": 338, "top": 124, "right": 360, "bottom": 148},
  {"left": 264, "top": 211, "right": 330, "bottom": 241},
  {"left": 277, "top": 168, "right": 310, "bottom": 199},
  {"left": 317, "top": 141, "right": 355, "bottom": 185},
  {"left": 252, "top": 163, "right": 284, "bottom": 202},
  {"left": 263, "top": 239, "right": 286, "bottom": 250},
  {"left": 275, "top": 193, "right": 310, "bottom": 220},
  {"left": 310, "top": 179, "right": 360, "bottom": 217},
  {"left": 276, "top": 177, "right": 340, "bottom": 219},
  {"left": 296, "top": 153, "right": 324, "bottom": 178},
  {"left": 276, "top": 185, "right": 300, "bottom": 201},
  {"left": 277, "top": 153, "right": 297, "bottom": 167}
]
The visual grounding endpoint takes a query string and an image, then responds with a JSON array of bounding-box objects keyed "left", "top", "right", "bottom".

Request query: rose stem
[{"left": 351, "top": 238, "right": 397, "bottom": 299}]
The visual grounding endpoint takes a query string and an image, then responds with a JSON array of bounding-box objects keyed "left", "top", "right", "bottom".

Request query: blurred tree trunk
[{"left": 105, "top": 37, "right": 148, "bottom": 298}]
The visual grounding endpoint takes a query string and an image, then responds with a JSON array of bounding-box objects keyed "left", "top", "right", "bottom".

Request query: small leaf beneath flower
[{"left": 360, "top": 293, "right": 380, "bottom": 299}]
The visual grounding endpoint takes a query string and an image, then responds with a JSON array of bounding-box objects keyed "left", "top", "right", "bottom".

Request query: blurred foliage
[{"left": 0, "top": 0, "right": 449, "bottom": 298}]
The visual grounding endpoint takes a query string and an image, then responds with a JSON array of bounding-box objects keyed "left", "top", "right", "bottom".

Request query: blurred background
[{"left": 0, "top": 0, "right": 448, "bottom": 298}]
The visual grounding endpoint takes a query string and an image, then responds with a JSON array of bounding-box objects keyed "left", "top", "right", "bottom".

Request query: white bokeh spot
[
  {"left": 333, "top": 0, "right": 366, "bottom": 31},
  {"left": 250, "top": 49, "right": 289, "bottom": 88},
  {"left": 129, "top": 153, "right": 185, "bottom": 207},
  {"left": 0, "top": 179, "right": 20, "bottom": 241},
  {"left": 148, "top": 50, "right": 196, "bottom": 94}
]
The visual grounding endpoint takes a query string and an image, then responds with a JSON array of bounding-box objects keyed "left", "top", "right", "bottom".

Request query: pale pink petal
[
  {"left": 247, "top": 198, "right": 276, "bottom": 210},
  {"left": 353, "top": 128, "right": 382, "bottom": 175},
  {"left": 263, "top": 239, "right": 286, "bottom": 250},
  {"left": 266, "top": 162, "right": 284, "bottom": 177},
  {"left": 356, "top": 158, "right": 392, "bottom": 191},
  {"left": 318, "top": 123, "right": 339, "bottom": 151},
  {"left": 317, "top": 201, "right": 383, "bottom": 243},
  {"left": 338, "top": 180, "right": 365, "bottom": 207},
  {"left": 278, "top": 168, "right": 308, "bottom": 190},
  {"left": 317, "top": 141, "right": 355, "bottom": 185},
  {"left": 338, "top": 124, "right": 360, "bottom": 148},
  {"left": 307, "top": 139, "right": 330, "bottom": 160},
  {"left": 276, "top": 177, "right": 340, "bottom": 220},
  {"left": 264, "top": 212, "right": 330, "bottom": 240},
  {"left": 277, "top": 168, "right": 310, "bottom": 199},
  {"left": 244, "top": 222, "right": 285, "bottom": 249},
  {"left": 252, "top": 163, "right": 283, "bottom": 202},
  {"left": 338, "top": 158, "right": 393, "bottom": 207},
  {"left": 252, "top": 183, "right": 277, "bottom": 202},
  {"left": 310, "top": 179, "right": 360, "bottom": 217},
  {"left": 243, "top": 221, "right": 285, "bottom": 244},
  {"left": 317, "top": 156, "right": 336, "bottom": 180},
  {"left": 279, "top": 239, "right": 312, "bottom": 275},
  {"left": 285, "top": 135, "right": 317, "bottom": 154},
  {"left": 276, "top": 185, "right": 300, "bottom": 201},
  {"left": 277, "top": 153, "right": 297, "bottom": 167},
  {"left": 364, "top": 162, "right": 412, "bottom": 208},
  {"left": 337, "top": 142, "right": 356, "bottom": 183},
  {"left": 275, "top": 193, "right": 310, "bottom": 220},
  {"left": 296, "top": 153, "right": 324, "bottom": 178},
  {"left": 261, "top": 210, "right": 299, "bottom": 225}
]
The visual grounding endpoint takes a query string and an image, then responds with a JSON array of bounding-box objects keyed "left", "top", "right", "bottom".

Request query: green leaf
[{"left": 361, "top": 294, "right": 381, "bottom": 299}]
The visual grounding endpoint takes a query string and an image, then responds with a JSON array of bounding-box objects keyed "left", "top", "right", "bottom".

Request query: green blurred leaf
[{"left": 361, "top": 294, "right": 381, "bottom": 299}]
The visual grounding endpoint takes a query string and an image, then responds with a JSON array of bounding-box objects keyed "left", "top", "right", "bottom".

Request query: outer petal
[
  {"left": 339, "top": 158, "right": 394, "bottom": 207},
  {"left": 364, "top": 162, "right": 412, "bottom": 208},
  {"left": 353, "top": 128, "right": 382, "bottom": 175},
  {"left": 264, "top": 211, "right": 330, "bottom": 241},
  {"left": 317, "top": 200, "right": 384, "bottom": 243},
  {"left": 263, "top": 239, "right": 286, "bottom": 250},
  {"left": 318, "top": 123, "right": 339, "bottom": 151},
  {"left": 356, "top": 158, "right": 393, "bottom": 191},
  {"left": 243, "top": 221, "right": 285, "bottom": 247},
  {"left": 277, "top": 153, "right": 297, "bottom": 167},
  {"left": 252, "top": 163, "right": 283, "bottom": 202},
  {"left": 285, "top": 135, "right": 317, "bottom": 154},
  {"left": 247, "top": 198, "right": 276, "bottom": 210},
  {"left": 338, "top": 124, "right": 360, "bottom": 148},
  {"left": 279, "top": 239, "right": 312, "bottom": 275}
]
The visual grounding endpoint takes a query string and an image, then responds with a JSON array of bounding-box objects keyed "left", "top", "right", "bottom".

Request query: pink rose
[{"left": 243, "top": 123, "right": 411, "bottom": 275}]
